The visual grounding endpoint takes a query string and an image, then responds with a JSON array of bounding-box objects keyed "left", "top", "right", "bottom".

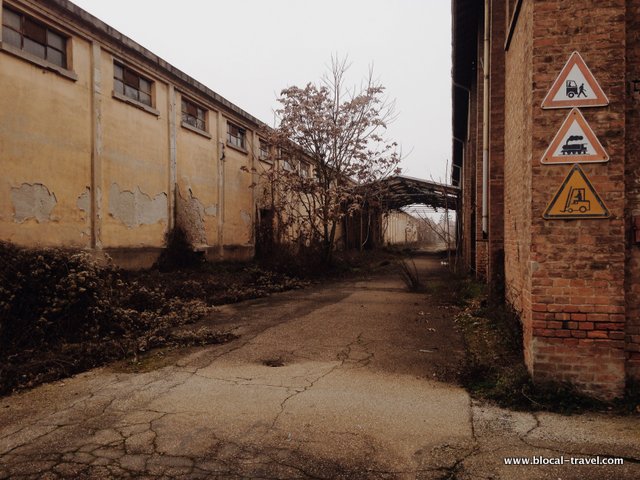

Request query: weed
[{"left": 398, "top": 259, "right": 425, "bottom": 292}]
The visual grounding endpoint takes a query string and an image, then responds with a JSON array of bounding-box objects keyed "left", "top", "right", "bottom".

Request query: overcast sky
[{"left": 72, "top": 0, "right": 452, "bottom": 183}]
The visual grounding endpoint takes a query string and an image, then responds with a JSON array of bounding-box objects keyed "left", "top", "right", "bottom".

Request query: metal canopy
[{"left": 375, "top": 175, "right": 460, "bottom": 211}]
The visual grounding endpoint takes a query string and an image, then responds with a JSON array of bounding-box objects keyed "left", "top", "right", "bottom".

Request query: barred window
[
  {"left": 227, "top": 122, "right": 246, "bottom": 150},
  {"left": 181, "top": 98, "right": 206, "bottom": 131},
  {"left": 113, "top": 62, "right": 152, "bottom": 107},
  {"left": 2, "top": 6, "right": 68, "bottom": 68}
]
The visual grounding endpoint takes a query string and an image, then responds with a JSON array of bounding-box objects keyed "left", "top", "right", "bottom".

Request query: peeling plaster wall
[
  {"left": 0, "top": 29, "right": 93, "bottom": 247},
  {"left": 108, "top": 183, "right": 168, "bottom": 228},
  {"left": 100, "top": 50, "right": 169, "bottom": 248},
  {"left": 1, "top": 2, "right": 267, "bottom": 260},
  {"left": 11, "top": 183, "right": 58, "bottom": 223},
  {"left": 223, "top": 145, "right": 254, "bottom": 246},
  {"left": 175, "top": 99, "right": 220, "bottom": 247},
  {"left": 176, "top": 186, "right": 211, "bottom": 246}
]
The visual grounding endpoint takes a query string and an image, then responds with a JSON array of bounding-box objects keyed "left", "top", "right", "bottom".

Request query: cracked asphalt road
[{"left": 1, "top": 256, "right": 639, "bottom": 479}]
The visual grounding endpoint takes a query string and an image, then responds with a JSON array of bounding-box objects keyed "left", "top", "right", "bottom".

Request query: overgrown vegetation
[
  {"left": 0, "top": 240, "right": 307, "bottom": 396},
  {"left": 440, "top": 273, "right": 640, "bottom": 415}
]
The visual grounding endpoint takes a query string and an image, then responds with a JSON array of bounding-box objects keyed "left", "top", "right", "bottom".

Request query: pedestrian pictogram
[
  {"left": 541, "top": 108, "right": 608, "bottom": 164},
  {"left": 543, "top": 164, "right": 610, "bottom": 219},
  {"left": 541, "top": 52, "right": 609, "bottom": 109}
]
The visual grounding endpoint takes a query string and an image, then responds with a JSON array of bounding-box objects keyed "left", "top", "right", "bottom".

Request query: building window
[
  {"left": 2, "top": 6, "right": 67, "bottom": 68},
  {"left": 300, "top": 162, "right": 310, "bottom": 178},
  {"left": 282, "top": 157, "right": 295, "bottom": 172},
  {"left": 259, "top": 139, "right": 270, "bottom": 161},
  {"left": 181, "top": 97, "right": 206, "bottom": 131},
  {"left": 227, "top": 122, "right": 246, "bottom": 150},
  {"left": 113, "top": 62, "right": 152, "bottom": 107}
]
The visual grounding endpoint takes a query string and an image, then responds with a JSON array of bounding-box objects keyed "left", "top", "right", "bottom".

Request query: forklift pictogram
[
  {"left": 562, "top": 187, "right": 590, "bottom": 213},
  {"left": 565, "top": 80, "right": 588, "bottom": 98}
]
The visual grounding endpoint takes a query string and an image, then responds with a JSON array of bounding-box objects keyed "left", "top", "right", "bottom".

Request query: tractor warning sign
[
  {"left": 541, "top": 108, "right": 608, "bottom": 164},
  {"left": 543, "top": 164, "right": 610, "bottom": 219},
  {"left": 541, "top": 52, "right": 609, "bottom": 109}
]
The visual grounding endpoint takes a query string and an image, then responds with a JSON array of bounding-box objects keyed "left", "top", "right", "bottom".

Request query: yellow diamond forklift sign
[{"left": 543, "top": 164, "right": 610, "bottom": 219}]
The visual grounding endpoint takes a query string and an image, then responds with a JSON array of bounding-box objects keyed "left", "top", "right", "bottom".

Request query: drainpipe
[{"left": 482, "top": 0, "right": 490, "bottom": 239}]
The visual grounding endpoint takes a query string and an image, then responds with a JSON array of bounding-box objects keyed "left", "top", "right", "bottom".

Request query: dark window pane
[
  {"left": 2, "top": 27, "right": 21, "bottom": 48},
  {"left": 139, "top": 78, "right": 151, "bottom": 94},
  {"left": 114, "top": 64, "right": 123, "bottom": 80},
  {"left": 197, "top": 108, "right": 205, "bottom": 120},
  {"left": 114, "top": 79, "right": 124, "bottom": 95},
  {"left": 47, "top": 47, "right": 63, "bottom": 67},
  {"left": 181, "top": 99, "right": 187, "bottom": 112},
  {"left": 24, "top": 18, "right": 46, "bottom": 43},
  {"left": 139, "top": 92, "right": 151, "bottom": 106},
  {"left": 124, "top": 85, "right": 138, "bottom": 101},
  {"left": 123, "top": 69, "right": 139, "bottom": 88},
  {"left": 47, "top": 30, "right": 64, "bottom": 50},
  {"left": 3, "top": 8, "right": 21, "bottom": 30},
  {"left": 186, "top": 103, "right": 196, "bottom": 116},
  {"left": 23, "top": 37, "right": 45, "bottom": 58}
]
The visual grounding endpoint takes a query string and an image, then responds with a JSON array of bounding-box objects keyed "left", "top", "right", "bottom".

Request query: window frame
[
  {"left": 299, "top": 162, "right": 311, "bottom": 178},
  {"left": 112, "top": 60, "right": 159, "bottom": 115},
  {"left": 226, "top": 121, "right": 247, "bottom": 152},
  {"left": 1, "top": 5, "right": 76, "bottom": 80},
  {"left": 258, "top": 139, "right": 271, "bottom": 163},
  {"left": 180, "top": 95, "right": 209, "bottom": 133},
  {"left": 113, "top": 61, "right": 153, "bottom": 107}
]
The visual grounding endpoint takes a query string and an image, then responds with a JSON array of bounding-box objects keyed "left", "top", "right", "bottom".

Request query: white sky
[{"left": 71, "top": 0, "right": 452, "bottom": 183}]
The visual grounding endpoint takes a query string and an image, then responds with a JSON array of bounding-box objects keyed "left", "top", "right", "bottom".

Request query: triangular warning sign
[
  {"left": 541, "top": 108, "right": 608, "bottom": 164},
  {"left": 541, "top": 52, "right": 609, "bottom": 109},
  {"left": 543, "top": 164, "right": 610, "bottom": 219}
]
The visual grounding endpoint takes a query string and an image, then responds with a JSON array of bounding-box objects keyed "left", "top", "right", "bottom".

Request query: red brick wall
[
  {"left": 625, "top": 0, "right": 640, "bottom": 383},
  {"left": 489, "top": 0, "right": 506, "bottom": 287},
  {"left": 504, "top": 0, "right": 534, "bottom": 366},
  {"left": 528, "top": 0, "right": 627, "bottom": 399}
]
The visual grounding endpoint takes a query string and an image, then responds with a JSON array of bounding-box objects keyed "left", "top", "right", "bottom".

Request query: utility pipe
[{"left": 481, "top": 0, "right": 490, "bottom": 239}]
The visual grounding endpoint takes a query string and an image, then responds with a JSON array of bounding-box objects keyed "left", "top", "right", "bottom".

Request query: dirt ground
[{"left": 0, "top": 256, "right": 639, "bottom": 479}]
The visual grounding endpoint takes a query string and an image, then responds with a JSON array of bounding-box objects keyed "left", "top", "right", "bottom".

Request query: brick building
[{"left": 452, "top": 0, "right": 640, "bottom": 399}]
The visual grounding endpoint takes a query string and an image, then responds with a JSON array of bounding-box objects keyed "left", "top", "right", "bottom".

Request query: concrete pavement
[{"left": 0, "top": 256, "right": 638, "bottom": 479}]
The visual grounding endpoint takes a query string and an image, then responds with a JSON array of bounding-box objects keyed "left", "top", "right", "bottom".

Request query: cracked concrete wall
[{"left": 0, "top": 31, "right": 93, "bottom": 248}]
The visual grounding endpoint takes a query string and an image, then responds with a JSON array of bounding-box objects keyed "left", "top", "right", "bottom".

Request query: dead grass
[{"left": 436, "top": 272, "right": 640, "bottom": 415}]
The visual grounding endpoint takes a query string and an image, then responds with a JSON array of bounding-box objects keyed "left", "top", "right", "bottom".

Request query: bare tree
[{"left": 260, "top": 57, "right": 401, "bottom": 263}]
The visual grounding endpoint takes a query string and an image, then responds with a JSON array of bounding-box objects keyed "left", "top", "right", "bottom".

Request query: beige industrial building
[{"left": 0, "top": 0, "right": 281, "bottom": 267}]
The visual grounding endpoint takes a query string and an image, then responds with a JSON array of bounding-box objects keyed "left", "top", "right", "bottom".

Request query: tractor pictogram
[{"left": 562, "top": 187, "right": 590, "bottom": 213}]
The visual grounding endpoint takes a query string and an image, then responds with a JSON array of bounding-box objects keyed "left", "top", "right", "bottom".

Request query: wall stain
[
  {"left": 11, "top": 183, "right": 57, "bottom": 223},
  {"left": 77, "top": 187, "right": 91, "bottom": 218},
  {"left": 176, "top": 186, "right": 217, "bottom": 246},
  {"left": 108, "top": 183, "right": 167, "bottom": 228}
]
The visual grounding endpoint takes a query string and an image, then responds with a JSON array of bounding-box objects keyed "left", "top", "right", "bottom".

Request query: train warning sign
[
  {"left": 541, "top": 108, "right": 608, "bottom": 164},
  {"left": 541, "top": 52, "right": 609, "bottom": 109},
  {"left": 543, "top": 164, "right": 610, "bottom": 219}
]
